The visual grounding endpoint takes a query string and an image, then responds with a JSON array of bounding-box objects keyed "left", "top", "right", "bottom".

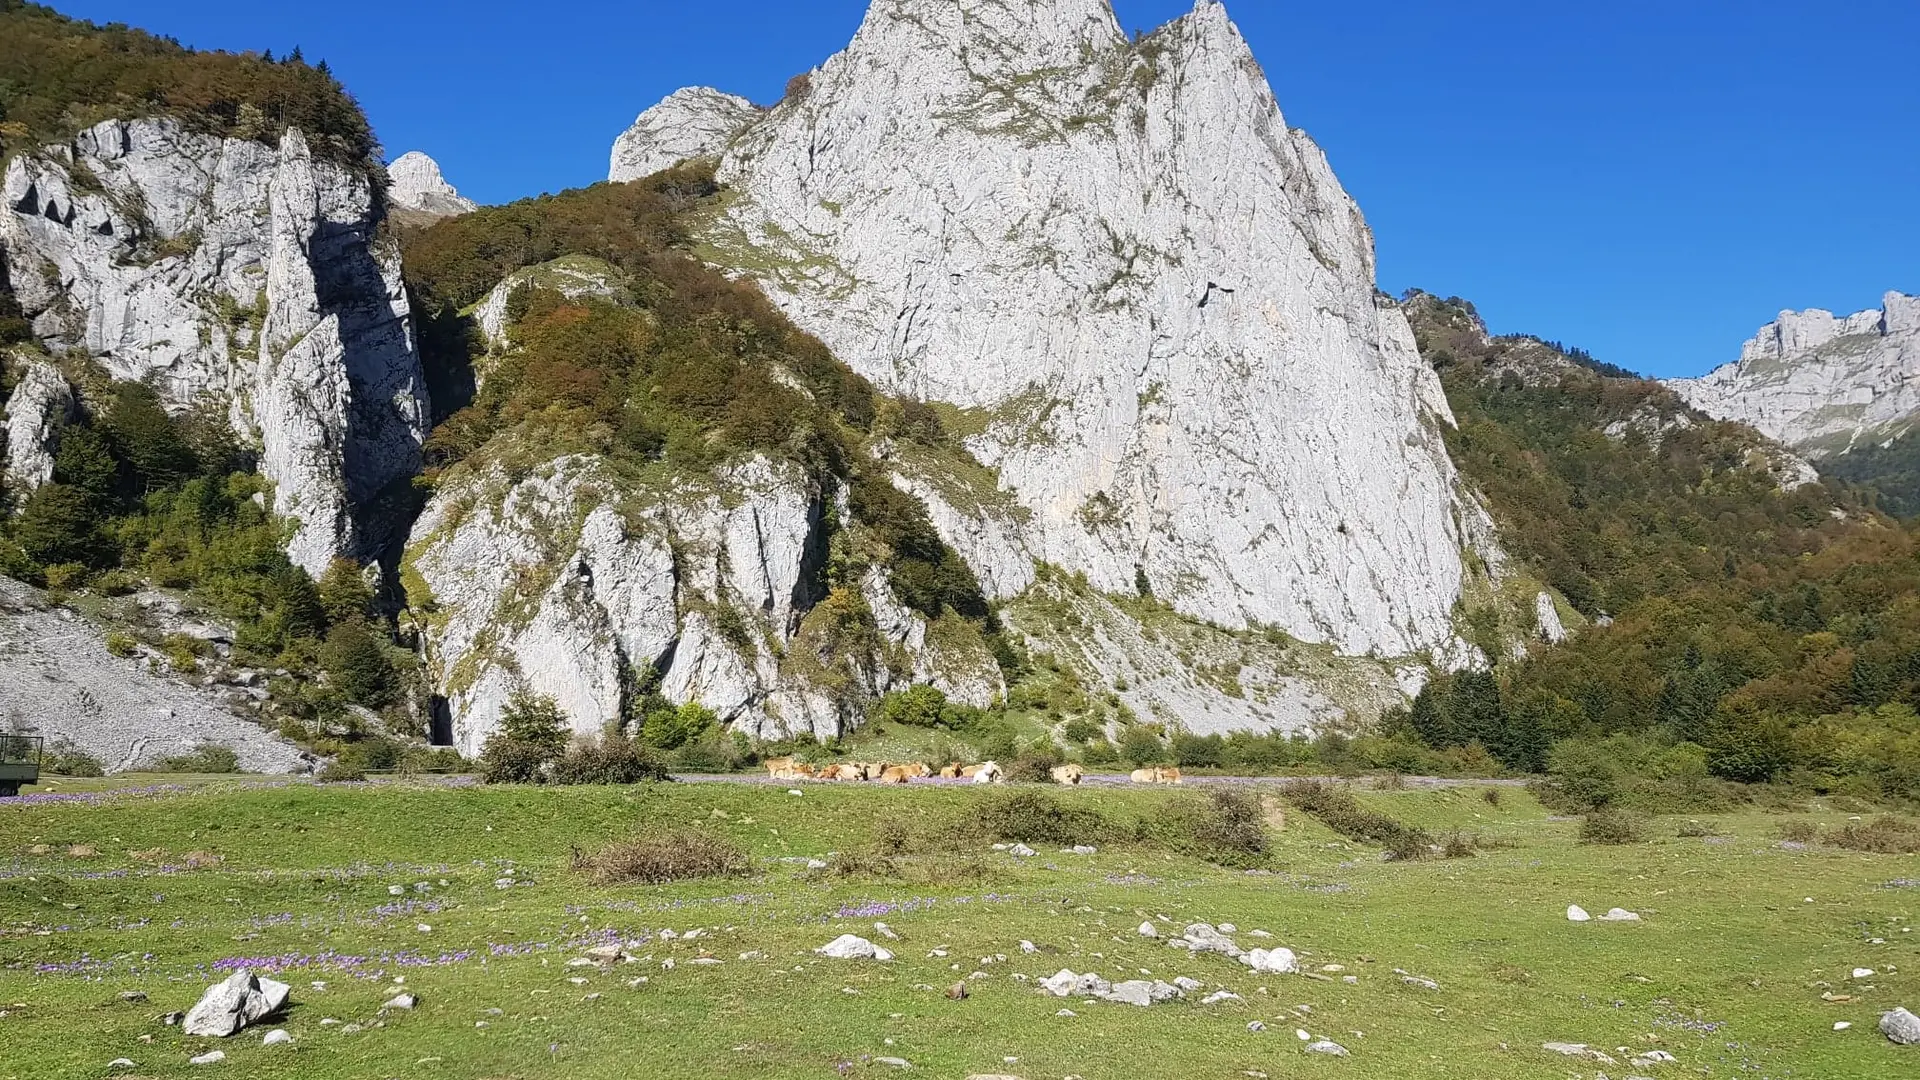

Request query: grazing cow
[
  {"left": 1051, "top": 763, "right": 1085, "bottom": 786},
  {"left": 765, "top": 757, "right": 815, "bottom": 782},
  {"left": 971, "top": 761, "right": 1006, "bottom": 785}
]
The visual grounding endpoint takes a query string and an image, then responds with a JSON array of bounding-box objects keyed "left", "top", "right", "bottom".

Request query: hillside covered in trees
[{"left": 1406, "top": 294, "right": 1920, "bottom": 804}]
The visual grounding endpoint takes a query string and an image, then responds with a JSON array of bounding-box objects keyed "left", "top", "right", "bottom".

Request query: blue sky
[{"left": 57, "top": 0, "right": 1919, "bottom": 378}]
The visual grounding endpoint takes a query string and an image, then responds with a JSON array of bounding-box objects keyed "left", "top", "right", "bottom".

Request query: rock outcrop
[
  {"left": 386, "top": 150, "right": 477, "bottom": 219},
  {"left": 691, "top": 0, "right": 1492, "bottom": 660},
  {"left": 1668, "top": 292, "right": 1920, "bottom": 457},
  {"left": 406, "top": 451, "right": 1002, "bottom": 754},
  {"left": 609, "top": 87, "right": 762, "bottom": 183},
  {"left": 0, "top": 118, "right": 428, "bottom": 575},
  {"left": 2, "top": 354, "right": 74, "bottom": 499}
]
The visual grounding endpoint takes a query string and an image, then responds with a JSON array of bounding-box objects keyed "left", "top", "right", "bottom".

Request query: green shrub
[
  {"left": 1061, "top": 716, "right": 1104, "bottom": 744},
  {"left": 104, "top": 632, "right": 139, "bottom": 658},
  {"left": 1777, "top": 821, "right": 1819, "bottom": 844},
  {"left": 1006, "top": 741, "right": 1065, "bottom": 784},
  {"left": 638, "top": 701, "right": 717, "bottom": 751},
  {"left": 480, "top": 736, "right": 551, "bottom": 785},
  {"left": 575, "top": 828, "right": 750, "bottom": 885},
  {"left": 1119, "top": 725, "right": 1168, "bottom": 768},
  {"left": 1141, "top": 789, "right": 1269, "bottom": 867},
  {"left": 46, "top": 741, "right": 105, "bottom": 778},
  {"left": 316, "top": 759, "right": 367, "bottom": 783},
  {"left": 318, "top": 618, "right": 395, "bottom": 708},
  {"left": 871, "top": 685, "right": 982, "bottom": 732},
  {"left": 1578, "top": 808, "right": 1645, "bottom": 845},
  {"left": 1281, "top": 779, "right": 1433, "bottom": 859},
  {"left": 963, "top": 789, "right": 1116, "bottom": 847},
  {"left": 157, "top": 744, "right": 240, "bottom": 774},
  {"left": 1171, "top": 732, "right": 1227, "bottom": 770}
]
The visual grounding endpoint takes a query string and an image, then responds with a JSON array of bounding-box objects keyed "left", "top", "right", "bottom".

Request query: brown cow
[
  {"left": 1129, "top": 766, "right": 1184, "bottom": 785},
  {"left": 877, "top": 765, "right": 915, "bottom": 784},
  {"left": 1050, "top": 763, "right": 1085, "bottom": 786},
  {"left": 765, "top": 757, "right": 815, "bottom": 782},
  {"left": 940, "top": 764, "right": 964, "bottom": 779}
]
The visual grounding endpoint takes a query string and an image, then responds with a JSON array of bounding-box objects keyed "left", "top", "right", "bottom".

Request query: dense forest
[
  {"left": 0, "top": 0, "right": 375, "bottom": 169},
  {"left": 1822, "top": 433, "right": 1920, "bottom": 521},
  {"left": 1402, "top": 294, "right": 1920, "bottom": 805}
]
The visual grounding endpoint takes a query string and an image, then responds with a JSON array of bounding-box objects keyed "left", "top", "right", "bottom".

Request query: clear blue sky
[{"left": 56, "top": 0, "right": 1919, "bottom": 378}]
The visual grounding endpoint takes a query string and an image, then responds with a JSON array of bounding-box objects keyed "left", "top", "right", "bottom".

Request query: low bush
[
  {"left": 46, "top": 741, "right": 105, "bottom": 778},
  {"left": 479, "top": 737, "right": 552, "bottom": 784},
  {"left": 1777, "top": 821, "right": 1819, "bottom": 844},
  {"left": 1005, "top": 742, "right": 1065, "bottom": 784},
  {"left": 963, "top": 789, "right": 1117, "bottom": 847},
  {"left": 1442, "top": 832, "right": 1477, "bottom": 858},
  {"left": 1676, "top": 820, "right": 1719, "bottom": 838},
  {"left": 1578, "top": 808, "right": 1645, "bottom": 845},
  {"left": 1826, "top": 816, "right": 1920, "bottom": 854},
  {"left": 1280, "top": 780, "right": 1432, "bottom": 859},
  {"left": 1140, "top": 789, "right": 1269, "bottom": 867},
  {"left": 550, "top": 738, "right": 668, "bottom": 786},
  {"left": 576, "top": 828, "right": 751, "bottom": 885},
  {"left": 156, "top": 744, "right": 240, "bottom": 774}
]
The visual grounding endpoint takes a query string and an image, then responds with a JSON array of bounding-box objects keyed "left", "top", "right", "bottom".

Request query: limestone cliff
[
  {"left": 1667, "top": 292, "right": 1920, "bottom": 457},
  {"left": 0, "top": 118, "right": 429, "bottom": 575},
  {"left": 406, "top": 451, "right": 1002, "bottom": 754},
  {"left": 2, "top": 353, "right": 74, "bottom": 498},
  {"left": 673, "top": 0, "right": 1493, "bottom": 661},
  {"left": 387, "top": 151, "right": 477, "bottom": 220}
]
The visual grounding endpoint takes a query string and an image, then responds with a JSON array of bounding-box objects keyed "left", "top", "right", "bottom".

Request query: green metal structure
[{"left": 0, "top": 735, "right": 43, "bottom": 798}]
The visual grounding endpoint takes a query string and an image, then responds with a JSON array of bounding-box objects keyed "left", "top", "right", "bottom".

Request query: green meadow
[{"left": 0, "top": 777, "right": 1913, "bottom": 1079}]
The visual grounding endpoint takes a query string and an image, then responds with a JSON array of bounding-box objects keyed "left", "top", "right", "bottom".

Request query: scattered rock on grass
[
  {"left": 1241, "top": 948, "right": 1299, "bottom": 975},
  {"left": 1041, "top": 970, "right": 1110, "bottom": 998},
  {"left": 262, "top": 1030, "right": 292, "bottom": 1046},
  {"left": 382, "top": 993, "right": 418, "bottom": 1011},
  {"left": 183, "top": 970, "right": 291, "bottom": 1038},
  {"left": 1138, "top": 922, "right": 1159, "bottom": 939},
  {"left": 1103, "top": 980, "right": 1181, "bottom": 1007},
  {"left": 1543, "top": 1043, "right": 1616, "bottom": 1064},
  {"left": 189, "top": 1051, "right": 226, "bottom": 1065},
  {"left": 1567, "top": 906, "right": 1592, "bottom": 922},
  {"left": 1305, "top": 1040, "right": 1349, "bottom": 1057},
  {"left": 1884, "top": 1007, "right": 1920, "bottom": 1045},
  {"left": 1601, "top": 908, "right": 1643, "bottom": 922},
  {"left": 107, "top": 1060, "right": 136, "bottom": 1071},
  {"left": 816, "top": 935, "right": 893, "bottom": 961}
]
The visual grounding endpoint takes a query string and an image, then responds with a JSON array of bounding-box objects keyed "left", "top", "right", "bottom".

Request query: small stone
[
  {"left": 874, "top": 923, "right": 899, "bottom": 940},
  {"left": 1305, "top": 1040, "right": 1349, "bottom": 1057},
  {"left": 1883, "top": 1007, "right": 1920, "bottom": 1045},
  {"left": 340, "top": 1023, "right": 363, "bottom": 1035},
  {"left": 388, "top": 885, "right": 405, "bottom": 896},
  {"left": 118, "top": 991, "right": 148, "bottom": 1003},
  {"left": 108, "top": 1060, "right": 137, "bottom": 1071},
  {"left": 1202, "top": 991, "right": 1242, "bottom": 1004},
  {"left": 189, "top": 1051, "right": 226, "bottom": 1065},
  {"left": 1600, "top": 908, "right": 1643, "bottom": 922},
  {"left": 1138, "top": 922, "right": 1159, "bottom": 939},
  {"left": 1835, "top": 1021, "right": 1852, "bottom": 1031},
  {"left": 262, "top": 1030, "right": 291, "bottom": 1046},
  {"left": 947, "top": 982, "right": 969, "bottom": 1000},
  {"left": 816, "top": 935, "right": 892, "bottom": 961},
  {"left": 382, "top": 993, "right": 418, "bottom": 1010},
  {"left": 1853, "top": 968, "right": 1877, "bottom": 979},
  {"left": 1567, "top": 905, "right": 1592, "bottom": 922},
  {"left": 1008, "top": 843, "right": 1036, "bottom": 858},
  {"left": 874, "top": 1056, "right": 912, "bottom": 1068},
  {"left": 788, "top": 789, "right": 803, "bottom": 797},
  {"left": 1019, "top": 940, "right": 1038, "bottom": 954},
  {"left": 1173, "top": 976, "right": 1203, "bottom": 992},
  {"left": 1247, "top": 1021, "right": 1266, "bottom": 1032},
  {"left": 1056, "top": 1009, "right": 1076, "bottom": 1017}
]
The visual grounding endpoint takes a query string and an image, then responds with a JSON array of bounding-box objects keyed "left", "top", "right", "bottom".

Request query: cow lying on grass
[{"left": 1130, "top": 766, "right": 1184, "bottom": 784}]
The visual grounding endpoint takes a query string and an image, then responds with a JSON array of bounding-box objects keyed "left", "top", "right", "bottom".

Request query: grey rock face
[
  {"left": 386, "top": 151, "right": 477, "bottom": 218},
  {"left": 407, "top": 452, "right": 1001, "bottom": 753},
  {"left": 1668, "top": 292, "right": 1920, "bottom": 457},
  {"left": 1, "top": 118, "right": 428, "bottom": 576},
  {"left": 702, "top": 0, "right": 1493, "bottom": 659},
  {"left": 2, "top": 355, "right": 74, "bottom": 498},
  {"left": 609, "top": 87, "right": 762, "bottom": 183},
  {"left": 183, "top": 970, "right": 291, "bottom": 1038},
  {"left": 0, "top": 576, "right": 310, "bottom": 773}
]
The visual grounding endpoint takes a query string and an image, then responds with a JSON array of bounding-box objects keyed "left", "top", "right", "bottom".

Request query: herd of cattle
[{"left": 762, "top": 758, "right": 1186, "bottom": 786}]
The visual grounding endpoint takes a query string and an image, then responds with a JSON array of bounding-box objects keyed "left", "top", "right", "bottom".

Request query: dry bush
[
  {"left": 1826, "top": 816, "right": 1920, "bottom": 855},
  {"left": 575, "top": 829, "right": 750, "bottom": 885},
  {"left": 1482, "top": 787, "right": 1503, "bottom": 807},
  {"left": 1141, "top": 789, "right": 1270, "bottom": 867},
  {"left": 1281, "top": 780, "right": 1432, "bottom": 860},
  {"left": 1578, "top": 808, "right": 1645, "bottom": 845},
  {"left": 1677, "top": 820, "right": 1719, "bottom": 838},
  {"left": 1776, "top": 821, "right": 1819, "bottom": 844},
  {"left": 1441, "top": 832, "right": 1477, "bottom": 859},
  {"left": 963, "top": 789, "right": 1117, "bottom": 847}
]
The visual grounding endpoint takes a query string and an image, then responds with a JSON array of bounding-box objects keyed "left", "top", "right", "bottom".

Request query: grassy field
[{"left": 0, "top": 776, "right": 1914, "bottom": 1079}]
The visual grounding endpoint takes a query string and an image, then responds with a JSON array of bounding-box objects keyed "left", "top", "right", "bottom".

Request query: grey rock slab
[
  {"left": 183, "top": 970, "right": 291, "bottom": 1038},
  {"left": 1884, "top": 1007, "right": 1920, "bottom": 1045}
]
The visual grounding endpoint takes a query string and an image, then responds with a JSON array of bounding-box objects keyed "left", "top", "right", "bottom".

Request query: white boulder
[
  {"left": 816, "top": 934, "right": 893, "bottom": 961},
  {"left": 183, "top": 970, "right": 291, "bottom": 1038}
]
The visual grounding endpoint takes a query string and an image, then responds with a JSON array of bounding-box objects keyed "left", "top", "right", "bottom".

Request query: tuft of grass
[
  {"left": 573, "top": 828, "right": 751, "bottom": 885},
  {"left": 1579, "top": 808, "right": 1645, "bottom": 845},
  {"left": 1776, "top": 821, "right": 1819, "bottom": 844},
  {"left": 1677, "top": 819, "right": 1719, "bottom": 838}
]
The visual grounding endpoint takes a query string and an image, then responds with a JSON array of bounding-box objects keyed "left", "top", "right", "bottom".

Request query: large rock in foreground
[{"left": 183, "top": 969, "right": 291, "bottom": 1038}]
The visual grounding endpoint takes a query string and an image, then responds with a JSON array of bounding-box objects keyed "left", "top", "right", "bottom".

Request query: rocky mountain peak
[
  {"left": 387, "top": 151, "right": 476, "bottom": 219},
  {"left": 695, "top": 0, "right": 1496, "bottom": 660},
  {"left": 1667, "top": 290, "right": 1920, "bottom": 456},
  {"left": 608, "top": 87, "right": 761, "bottom": 183}
]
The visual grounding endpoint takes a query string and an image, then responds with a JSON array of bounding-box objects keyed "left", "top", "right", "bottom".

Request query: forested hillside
[
  {"left": 0, "top": 0, "right": 374, "bottom": 167},
  {"left": 1407, "top": 294, "right": 1920, "bottom": 803}
]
